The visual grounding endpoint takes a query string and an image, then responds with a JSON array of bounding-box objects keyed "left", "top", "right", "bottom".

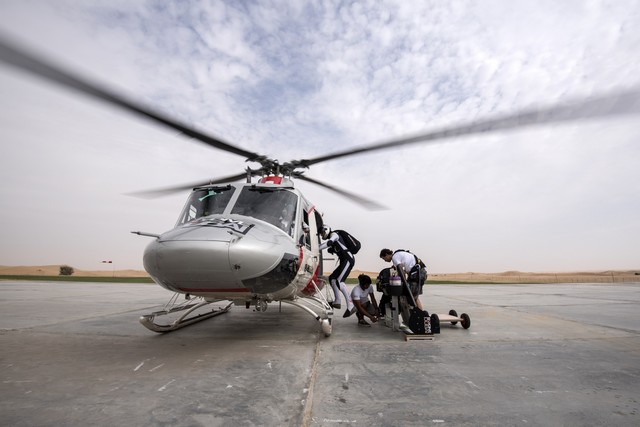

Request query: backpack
[
  {"left": 335, "top": 229, "right": 361, "bottom": 254},
  {"left": 376, "top": 267, "right": 391, "bottom": 292},
  {"left": 408, "top": 308, "right": 431, "bottom": 334}
]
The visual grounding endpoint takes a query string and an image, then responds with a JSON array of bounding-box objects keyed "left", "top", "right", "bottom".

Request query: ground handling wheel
[
  {"left": 460, "top": 313, "right": 471, "bottom": 329},
  {"left": 430, "top": 313, "right": 440, "bottom": 334},
  {"left": 448, "top": 309, "right": 458, "bottom": 325},
  {"left": 321, "top": 318, "right": 332, "bottom": 337}
]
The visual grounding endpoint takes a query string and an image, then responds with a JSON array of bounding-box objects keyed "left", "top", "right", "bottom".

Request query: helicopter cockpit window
[
  {"left": 177, "top": 186, "right": 236, "bottom": 225},
  {"left": 231, "top": 187, "right": 298, "bottom": 237}
]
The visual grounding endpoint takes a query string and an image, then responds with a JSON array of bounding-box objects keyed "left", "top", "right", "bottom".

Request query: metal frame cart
[{"left": 383, "top": 270, "right": 471, "bottom": 338}]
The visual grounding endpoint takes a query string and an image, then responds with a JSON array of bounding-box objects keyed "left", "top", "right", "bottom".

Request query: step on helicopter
[{"left": 2, "top": 37, "right": 639, "bottom": 336}]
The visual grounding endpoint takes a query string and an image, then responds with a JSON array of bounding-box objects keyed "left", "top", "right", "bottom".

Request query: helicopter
[{"left": 2, "top": 36, "right": 639, "bottom": 336}]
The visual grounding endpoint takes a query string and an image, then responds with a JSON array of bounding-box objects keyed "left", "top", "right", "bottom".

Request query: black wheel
[
  {"left": 430, "top": 313, "right": 440, "bottom": 334},
  {"left": 461, "top": 313, "right": 471, "bottom": 329},
  {"left": 449, "top": 309, "right": 458, "bottom": 325}
]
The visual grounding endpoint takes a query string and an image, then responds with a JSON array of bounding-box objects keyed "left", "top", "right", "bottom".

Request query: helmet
[{"left": 321, "top": 225, "right": 331, "bottom": 237}]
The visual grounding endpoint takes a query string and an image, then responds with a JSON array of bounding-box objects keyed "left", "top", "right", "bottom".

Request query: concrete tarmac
[{"left": 1, "top": 281, "right": 639, "bottom": 426}]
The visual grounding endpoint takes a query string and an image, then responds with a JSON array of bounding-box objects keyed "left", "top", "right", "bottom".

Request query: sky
[{"left": 1, "top": 0, "right": 639, "bottom": 274}]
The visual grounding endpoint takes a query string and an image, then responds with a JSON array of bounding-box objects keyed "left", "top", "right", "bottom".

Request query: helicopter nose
[
  {"left": 143, "top": 236, "right": 236, "bottom": 293},
  {"left": 143, "top": 221, "right": 295, "bottom": 295}
]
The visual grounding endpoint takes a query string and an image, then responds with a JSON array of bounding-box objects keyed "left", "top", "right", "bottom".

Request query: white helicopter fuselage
[{"left": 143, "top": 179, "right": 325, "bottom": 304}]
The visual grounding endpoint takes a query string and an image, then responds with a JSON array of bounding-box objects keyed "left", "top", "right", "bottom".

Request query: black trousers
[
  {"left": 379, "top": 294, "right": 391, "bottom": 316},
  {"left": 328, "top": 253, "right": 354, "bottom": 284}
]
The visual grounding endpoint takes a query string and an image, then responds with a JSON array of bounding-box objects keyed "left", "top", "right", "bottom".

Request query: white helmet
[{"left": 321, "top": 225, "right": 331, "bottom": 237}]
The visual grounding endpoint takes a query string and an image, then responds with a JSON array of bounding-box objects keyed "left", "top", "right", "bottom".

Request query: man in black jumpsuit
[{"left": 319, "top": 225, "right": 356, "bottom": 318}]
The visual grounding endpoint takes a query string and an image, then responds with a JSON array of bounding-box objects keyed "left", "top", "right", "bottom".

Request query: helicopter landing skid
[
  {"left": 280, "top": 297, "right": 333, "bottom": 337},
  {"left": 280, "top": 278, "right": 334, "bottom": 337},
  {"left": 140, "top": 296, "right": 233, "bottom": 333}
]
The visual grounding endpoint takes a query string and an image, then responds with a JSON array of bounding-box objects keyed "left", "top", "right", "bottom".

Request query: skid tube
[
  {"left": 281, "top": 279, "right": 334, "bottom": 337},
  {"left": 140, "top": 293, "right": 233, "bottom": 333}
]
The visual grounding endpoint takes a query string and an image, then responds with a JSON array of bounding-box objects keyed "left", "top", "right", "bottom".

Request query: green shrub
[{"left": 59, "top": 265, "right": 75, "bottom": 276}]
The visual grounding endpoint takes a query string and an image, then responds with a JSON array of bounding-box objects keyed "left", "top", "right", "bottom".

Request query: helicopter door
[
  {"left": 313, "top": 209, "right": 324, "bottom": 276},
  {"left": 303, "top": 205, "right": 321, "bottom": 275},
  {"left": 297, "top": 205, "right": 322, "bottom": 296},
  {"left": 299, "top": 204, "right": 316, "bottom": 276}
]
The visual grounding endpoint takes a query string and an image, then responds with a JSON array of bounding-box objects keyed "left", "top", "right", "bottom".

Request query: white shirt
[
  {"left": 391, "top": 251, "right": 416, "bottom": 273},
  {"left": 351, "top": 284, "right": 374, "bottom": 302}
]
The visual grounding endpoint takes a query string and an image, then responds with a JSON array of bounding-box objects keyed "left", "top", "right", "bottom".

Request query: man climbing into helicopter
[{"left": 319, "top": 225, "right": 357, "bottom": 318}]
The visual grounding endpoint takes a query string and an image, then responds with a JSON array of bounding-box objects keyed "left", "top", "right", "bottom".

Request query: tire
[
  {"left": 460, "top": 313, "right": 471, "bottom": 329},
  {"left": 430, "top": 313, "right": 440, "bottom": 334},
  {"left": 449, "top": 309, "right": 458, "bottom": 325},
  {"left": 321, "top": 319, "right": 332, "bottom": 337}
]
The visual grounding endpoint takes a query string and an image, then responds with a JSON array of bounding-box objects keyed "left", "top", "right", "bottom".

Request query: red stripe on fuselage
[
  {"left": 302, "top": 265, "right": 322, "bottom": 295},
  {"left": 299, "top": 246, "right": 304, "bottom": 270},
  {"left": 177, "top": 287, "right": 249, "bottom": 293}
]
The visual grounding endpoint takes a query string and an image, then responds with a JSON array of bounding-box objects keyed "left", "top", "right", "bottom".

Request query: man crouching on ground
[{"left": 351, "top": 274, "right": 380, "bottom": 326}]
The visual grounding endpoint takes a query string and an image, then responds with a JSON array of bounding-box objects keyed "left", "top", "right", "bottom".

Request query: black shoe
[
  {"left": 358, "top": 319, "right": 371, "bottom": 326},
  {"left": 331, "top": 302, "right": 341, "bottom": 309},
  {"left": 343, "top": 307, "right": 356, "bottom": 318}
]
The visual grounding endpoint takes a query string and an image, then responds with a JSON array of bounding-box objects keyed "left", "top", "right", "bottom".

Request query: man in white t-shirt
[
  {"left": 350, "top": 274, "right": 380, "bottom": 326},
  {"left": 379, "top": 248, "right": 426, "bottom": 310}
]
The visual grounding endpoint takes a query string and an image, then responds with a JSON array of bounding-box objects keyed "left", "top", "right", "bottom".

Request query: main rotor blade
[
  {"left": 126, "top": 172, "right": 249, "bottom": 199},
  {"left": 0, "top": 35, "right": 262, "bottom": 161},
  {"left": 296, "top": 175, "right": 387, "bottom": 211},
  {"left": 298, "top": 87, "right": 640, "bottom": 167}
]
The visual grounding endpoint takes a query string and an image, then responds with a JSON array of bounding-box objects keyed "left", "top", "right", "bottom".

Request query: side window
[{"left": 300, "top": 208, "right": 311, "bottom": 248}]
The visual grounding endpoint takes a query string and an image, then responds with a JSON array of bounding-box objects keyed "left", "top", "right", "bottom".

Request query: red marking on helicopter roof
[{"left": 259, "top": 175, "right": 282, "bottom": 184}]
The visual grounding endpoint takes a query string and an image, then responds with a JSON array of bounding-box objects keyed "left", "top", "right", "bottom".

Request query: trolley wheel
[
  {"left": 460, "top": 313, "right": 471, "bottom": 329},
  {"left": 430, "top": 313, "right": 440, "bottom": 334},
  {"left": 448, "top": 309, "right": 458, "bottom": 325}
]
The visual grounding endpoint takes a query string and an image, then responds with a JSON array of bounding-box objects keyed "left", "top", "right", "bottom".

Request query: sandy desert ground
[{"left": 2, "top": 265, "right": 639, "bottom": 283}]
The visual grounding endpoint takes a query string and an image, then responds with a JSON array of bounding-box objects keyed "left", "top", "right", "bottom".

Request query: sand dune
[
  {"left": 2, "top": 265, "right": 639, "bottom": 283},
  {"left": 0, "top": 265, "right": 149, "bottom": 278}
]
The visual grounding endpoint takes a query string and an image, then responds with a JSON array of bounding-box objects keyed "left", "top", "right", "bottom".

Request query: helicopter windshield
[
  {"left": 231, "top": 187, "right": 298, "bottom": 237},
  {"left": 176, "top": 186, "right": 236, "bottom": 225}
]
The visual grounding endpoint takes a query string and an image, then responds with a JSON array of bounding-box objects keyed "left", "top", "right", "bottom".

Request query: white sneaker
[{"left": 399, "top": 323, "right": 413, "bottom": 334}]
